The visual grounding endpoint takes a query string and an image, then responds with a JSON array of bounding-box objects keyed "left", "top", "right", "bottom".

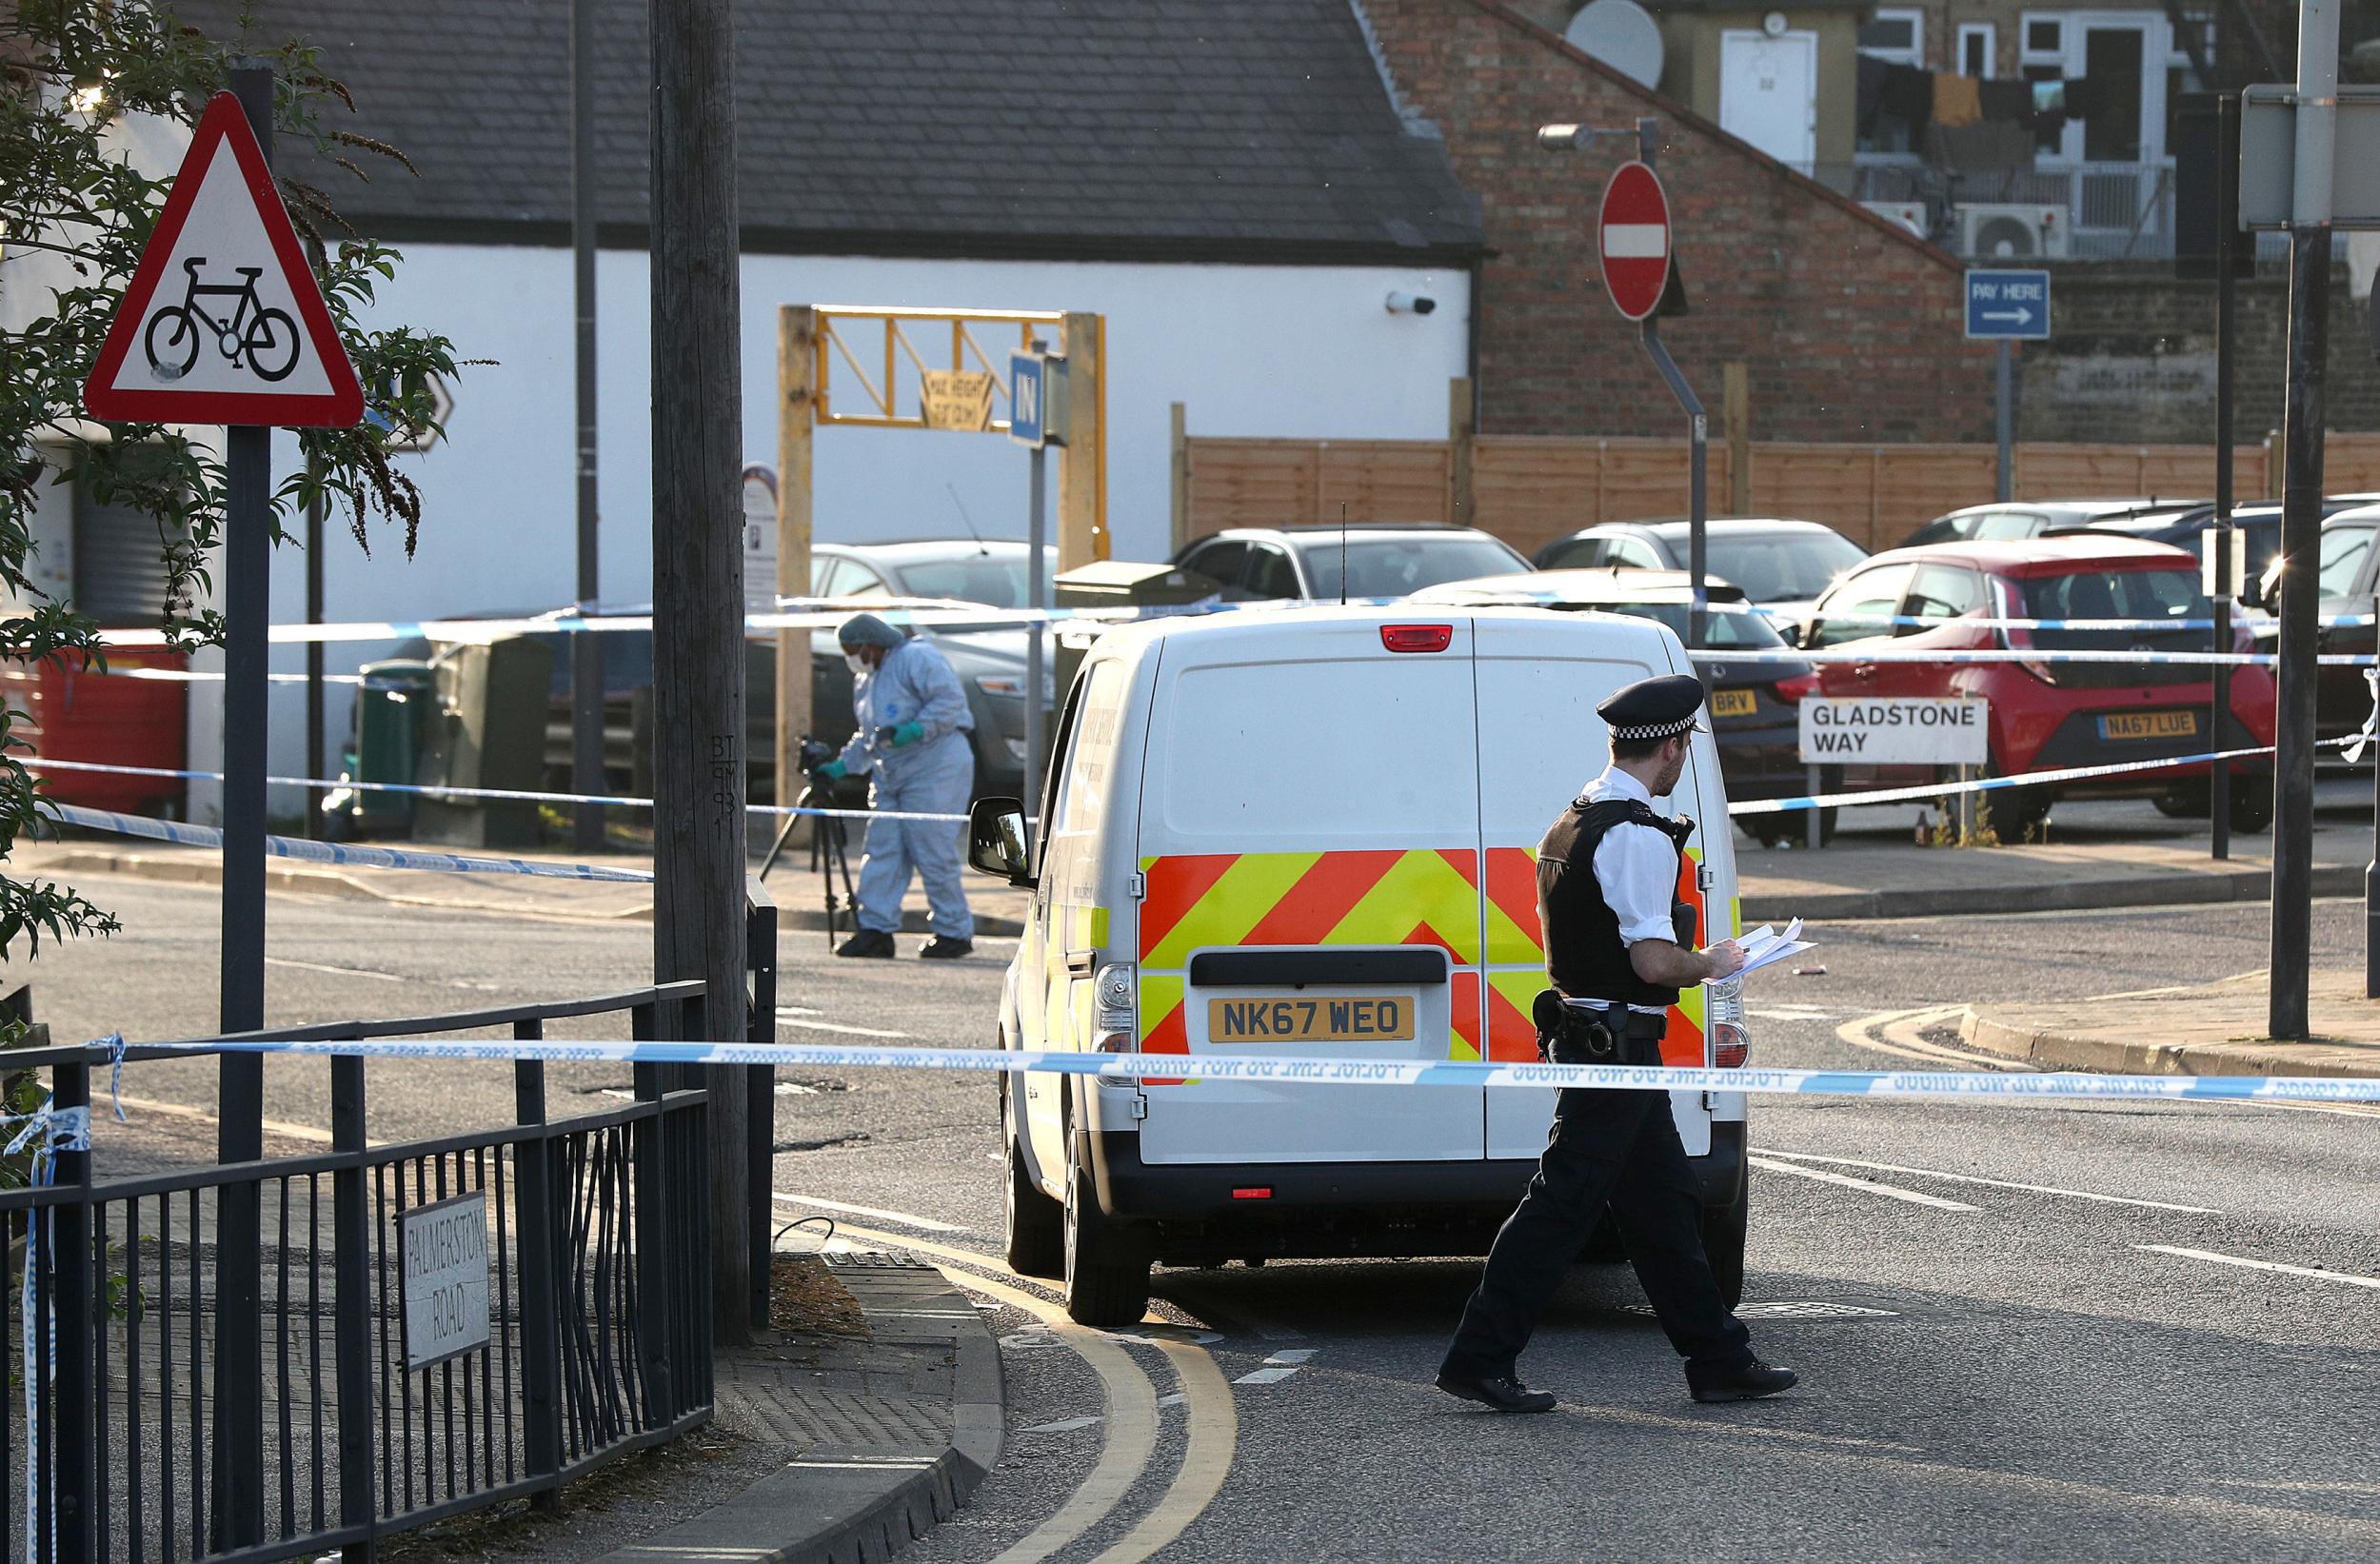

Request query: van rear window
[{"left": 1159, "top": 659, "right": 1476, "bottom": 836}]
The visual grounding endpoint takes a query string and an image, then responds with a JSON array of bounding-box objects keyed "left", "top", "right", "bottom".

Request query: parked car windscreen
[
  {"left": 2019, "top": 568, "right": 2205, "bottom": 644},
  {"left": 2318, "top": 525, "right": 2375, "bottom": 598},
  {"left": 1693, "top": 531, "right": 1866, "bottom": 603},
  {"left": 887, "top": 554, "right": 1049, "bottom": 608},
  {"left": 1300, "top": 537, "right": 1528, "bottom": 599},
  {"left": 1596, "top": 601, "right": 1786, "bottom": 648}
]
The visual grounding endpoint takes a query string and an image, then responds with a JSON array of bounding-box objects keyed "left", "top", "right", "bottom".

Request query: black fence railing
[{"left": 2, "top": 884, "right": 778, "bottom": 1563}]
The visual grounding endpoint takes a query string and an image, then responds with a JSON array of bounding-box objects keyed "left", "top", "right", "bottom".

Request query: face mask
[{"left": 844, "top": 652, "right": 869, "bottom": 676}]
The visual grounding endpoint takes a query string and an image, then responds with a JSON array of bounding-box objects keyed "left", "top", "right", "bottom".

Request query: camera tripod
[{"left": 761, "top": 780, "right": 863, "bottom": 952}]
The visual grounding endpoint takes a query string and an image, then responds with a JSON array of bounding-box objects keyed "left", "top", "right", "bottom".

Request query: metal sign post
[
  {"left": 81, "top": 70, "right": 365, "bottom": 1548},
  {"left": 1964, "top": 269, "right": 2053, "bottom": 503},
  {"left": 1011, "top": 347, "right": 1063, "bottom": 822}
]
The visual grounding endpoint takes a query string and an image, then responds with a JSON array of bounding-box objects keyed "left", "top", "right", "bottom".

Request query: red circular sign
[{"left": 1597, "top": 162, "right": 1673, "bottom": 323}]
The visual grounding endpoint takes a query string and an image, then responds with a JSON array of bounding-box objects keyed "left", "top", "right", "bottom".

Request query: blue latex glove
[
  {"left": 815, "top": 759, "right": 847, "bottom": 781},
  {"left": 890, "top": 721, "right": 925, "bottom": 748}
]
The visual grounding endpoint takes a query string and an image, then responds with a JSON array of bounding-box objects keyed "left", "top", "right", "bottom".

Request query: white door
[
  {"left": 1719, "top": 30, "right": 1818, "bottom": 173},
  {"left": 1469, "top": 615, "right": 1716, "bottom": 1162}
]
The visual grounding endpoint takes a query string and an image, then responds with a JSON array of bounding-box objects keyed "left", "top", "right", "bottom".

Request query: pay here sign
[{"left": 1799, "top": 698, "right": 1989, "bottom": 765}]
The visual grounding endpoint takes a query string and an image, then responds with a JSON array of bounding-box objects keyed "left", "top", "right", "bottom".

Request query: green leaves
[{"left": 0, "top": 1, "right": 462, "bottom": 960}]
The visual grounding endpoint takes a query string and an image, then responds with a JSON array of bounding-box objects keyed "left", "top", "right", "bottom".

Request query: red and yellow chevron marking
[
  {"left": 1450, "top": 972, "right": 1481, "bottom": 1061},
  {"left": 1481, "top": 845, "right": 1710, "bottom": 1067},
  {"left": 1137, "top": 970, "right": 1188, "bottom": 1085},
  {"left": 1140, "top": 849, "right": 1484, "bottom": 969}
]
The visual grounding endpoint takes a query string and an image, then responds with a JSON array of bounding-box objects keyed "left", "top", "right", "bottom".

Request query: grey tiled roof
[{"left": 184, "top": 0, "right": 1484, "bottom": 263}]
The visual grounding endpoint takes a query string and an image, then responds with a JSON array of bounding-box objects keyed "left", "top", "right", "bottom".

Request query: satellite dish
[{"left": 1565, "top": 0, "right": 1666, "bottom": 89}]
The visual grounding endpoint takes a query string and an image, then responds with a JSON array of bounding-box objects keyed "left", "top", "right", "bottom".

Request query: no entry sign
[{"left": 1597, "top": 161, "right": 1672, "bottom": 323}]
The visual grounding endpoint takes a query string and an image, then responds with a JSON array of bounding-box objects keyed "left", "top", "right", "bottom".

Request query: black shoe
[
  {"left": 834, "top": 929, "right": 896, "bottom": 960},
  {"left": 1688, "top": 1356, "right": 1797, "bottom": 1403},
  {"left": 919, "top": 937, "right": 973, "bottom": 960},
  {"left": 1435, "top": 1369, "right": 1557, "bottom": 1414}
]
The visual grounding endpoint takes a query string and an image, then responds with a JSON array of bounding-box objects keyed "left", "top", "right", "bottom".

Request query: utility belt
[{"left": 1531, "top": 990, "right": 1668, "bottom": 1069}]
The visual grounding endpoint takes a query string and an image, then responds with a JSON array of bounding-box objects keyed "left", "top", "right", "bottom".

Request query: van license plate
[
  {"left": 2099, "top": 711, "right": 2199, "bottom": 741},
  {"left": 1709, "top": 688, "right": 1756, "bottom": 719},
  {"left": 1207, "top": 996, "right": 1416, "bottom": 1043}
]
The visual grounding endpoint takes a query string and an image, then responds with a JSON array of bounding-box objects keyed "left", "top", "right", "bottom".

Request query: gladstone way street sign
[
  {"left": 1597, "top": 161, "right": 1673, "bottom": 323},
  {"left": 1799, "top": 697, "right": 1990, "bottom": 765}
]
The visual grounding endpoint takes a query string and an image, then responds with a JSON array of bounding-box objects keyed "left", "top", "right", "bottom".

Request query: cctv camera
[{"left": 1385, "top": 291, "right": 1438, "bottom": 316}]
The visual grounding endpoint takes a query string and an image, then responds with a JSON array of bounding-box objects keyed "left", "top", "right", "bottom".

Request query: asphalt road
[{"left": 26, "top": 876, "right": 2380, "bottom": 1562}]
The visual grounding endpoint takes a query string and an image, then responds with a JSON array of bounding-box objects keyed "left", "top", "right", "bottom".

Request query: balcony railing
[{"left": 1819, "top": 158, "right": 2218, "bottom": 262}]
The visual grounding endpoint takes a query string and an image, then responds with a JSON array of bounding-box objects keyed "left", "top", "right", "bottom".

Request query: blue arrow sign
[{"left": 1965, "top": 269, "right": 2052, "bottom": 341}]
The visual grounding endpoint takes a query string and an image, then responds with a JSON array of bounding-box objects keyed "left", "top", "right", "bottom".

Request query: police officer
[
  {"left": 813, "top": 613, "right": 977, "bottom": 960},
  {"left": 1437, "top": 674, "right": 1796, "bottom": 1411}
]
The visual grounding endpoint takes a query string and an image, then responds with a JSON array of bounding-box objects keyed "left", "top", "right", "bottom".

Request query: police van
[{"left": 965, "top": 606, "right": 1752, "bottom": 1326}]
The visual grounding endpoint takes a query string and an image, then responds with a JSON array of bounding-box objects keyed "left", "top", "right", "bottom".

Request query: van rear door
[
  {"left": 1469, "top": 613, "right": 1716, "bottom": 1160},
  {"left": 1134, "top": 615, "right": 1486, "bottom": 1165}
]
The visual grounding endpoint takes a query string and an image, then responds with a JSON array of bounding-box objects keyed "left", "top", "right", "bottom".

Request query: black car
[
  {"left": 1410, "top": 568, "right": 1823, "bottom": 845},
  {"left": 1897, "top": 499, "right": 2205, "bottom": 550},
  {"left": 2257, "top": 502, "right": 2380, "bottom": 753},
  {"left": 1173, "top": 523, "right": 1530, "bottom": 601},
  {"left": 1531, "top": 518, "right": 1867, "bottom": 627}
]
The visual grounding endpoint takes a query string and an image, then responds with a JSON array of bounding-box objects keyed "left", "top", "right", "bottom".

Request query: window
[
  {"left": 838, "top": 563, "right": 889, "bottom": 599},
  {"left": 1180, "top": 539, "right": 1253, "bottom": 600},
  {"left": 72, "top": 445, "right": 182, "bottom": 626},
  {"left": 1244, "top": 544, "right": 1301, "bottom": 601},
  {"left": 1299, "top": 536, "right": 1530, "bottom": 599},
  {"left": 2319, "top": 527, "right": 2375, "bottom": 599},
  {"left": 1974, "top": 511, "right": 2048, "bottom": 540},
  {"left": 1051, "top": 659, "right": 1126, "bottom": 837},
  {"left": 1958, "top": 22, "right": 1995, "bottom": 77},
  {"left": 1541, "top": 537, "right": 1606, "bottom": 569},
  {"left": 2021, "top": 14, "right": 2068, "bottom": 154},
  {"left": 1809, "top": 564, "right": 1914, "bottom": 647},
  {"left": 2024, "top": 15, "right": 2063, "bottom": 54},
  {"left": 1906, "top": 565, "right": 1988, "bottom": 626},
  {"left": 1700, "top": 530, "right": 1868, "bottom": 604},
  {"left": 1607, "top": 537, "right": 1665, "bottom": 570},
  {"left": 1858, "top": 8, "right": 1924, "bottom": 63}
]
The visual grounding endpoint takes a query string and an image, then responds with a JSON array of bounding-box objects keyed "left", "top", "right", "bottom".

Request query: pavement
[
  {"left": 1962, "top": 966, "right": 2380, "bottom": 1080},
  {"left": 597, "top": 1251, "right": 1002, "bottom": 1564}
]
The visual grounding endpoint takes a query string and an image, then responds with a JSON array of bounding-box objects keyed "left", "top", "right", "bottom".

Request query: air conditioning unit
[
  {"left": 1955, "top": 203, "right": 2071, "bottom": 260},
  {"left": 1860, "top": 200, "right": 1930, "bottom": 241}
]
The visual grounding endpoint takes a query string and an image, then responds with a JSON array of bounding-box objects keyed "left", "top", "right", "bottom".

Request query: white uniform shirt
[{"left": 1580, "top": 764, "right": 1685, "bottom": 1016}]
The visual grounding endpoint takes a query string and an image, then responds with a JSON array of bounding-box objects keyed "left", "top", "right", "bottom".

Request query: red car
[{"left": 1795, "top": 537, "right": 2276, "bottom": 834}]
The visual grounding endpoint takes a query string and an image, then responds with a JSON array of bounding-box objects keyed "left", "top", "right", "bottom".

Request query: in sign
[{"left": 1597, "top": 162, "right": 1673, "bottom": 323}]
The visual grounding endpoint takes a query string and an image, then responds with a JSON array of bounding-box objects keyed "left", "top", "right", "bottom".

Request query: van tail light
[
  {"left": 1772, "top": 672, "right": 1819, "bottom": 703},
  {"left": 1381, "top": 624, "right": 1454, "bottom": 653},
  {"left": 1708, "top": 976, "right": 1748, "bottom": 1067},
  {"left": 1093, "top": 962, "right": 1140, "bottom": 1079},
  {"left": 1993, "top": 578, "right": 2056, "bottom": 684}
]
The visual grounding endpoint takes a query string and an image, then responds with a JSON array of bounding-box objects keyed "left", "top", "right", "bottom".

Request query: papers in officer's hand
[{"left": 1728, "top": 919, "right": 1814, "bottom": 979}]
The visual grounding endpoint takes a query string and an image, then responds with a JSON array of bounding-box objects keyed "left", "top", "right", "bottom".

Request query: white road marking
[
  {"left": 1750, "top": 1005, "right": 1840, "bottom": 1021},
  {"left": 1234, "top": 1348, "right": 1317, "bottom": 1386},
  {"left": 1022, "top": 1416, "right": 1103, "bottom": 1434},
  {"left": 265, "top": 955, "right": 407, "bottom": 982},
  {"left": 779, "top": 1017, "right": 911, "bottom": 1039},
  {"left": 1750, "top": 1154, "right": 1979, "bottom": 1211},
  {"left": 1835, "top": 1006, "right": 2014, "bottom": 1069},
  {"left": 1157, "top": 1392, "right": 1185, "bottom": 1407},
  {"left": 1759, "top": 1149, "right": 2221, "bottom": 1214},
  {"left": 2136, "top": 1244, "right": 2380, "bottom": 1290},
  {"left": 769, "top": 1191, "right": 967, "bottom": 1234}
]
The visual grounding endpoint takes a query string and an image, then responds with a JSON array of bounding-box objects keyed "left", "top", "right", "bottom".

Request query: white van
[{"left": 965, "top": 606, "right": 1753, "bottom": 1326}]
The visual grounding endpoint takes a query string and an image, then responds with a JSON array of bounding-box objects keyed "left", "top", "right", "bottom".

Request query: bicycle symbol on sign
[{"left": 142, "top": 256, "right": 300, "bottom": 383}]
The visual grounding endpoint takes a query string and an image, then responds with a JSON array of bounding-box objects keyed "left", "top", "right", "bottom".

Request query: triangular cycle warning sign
[{"left": 83, "top": 91, "right": 364, "bottom": 427}]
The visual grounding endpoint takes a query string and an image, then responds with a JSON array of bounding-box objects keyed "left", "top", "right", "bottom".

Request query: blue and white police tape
[
  {"left": 42, "top": 802, "right": 660, "bottom": 882},
  {"left": 21, "top": 757, "right": 970, "bottom": 824},
  {"left": 1726, "top": 739, "right": 2348, "bottom": 817},
  {"left": 121, "top": 1034, "right": 2380, "bottom": 1103}
]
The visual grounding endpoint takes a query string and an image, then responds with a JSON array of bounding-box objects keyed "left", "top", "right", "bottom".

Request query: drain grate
[{"left": 1625, "top": 1299, "right": 1898, "bottom": 1320}]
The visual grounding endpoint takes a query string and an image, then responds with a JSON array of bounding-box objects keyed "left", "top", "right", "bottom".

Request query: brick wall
[
  {"left": 2019, "top": 262, "right": 2380, "bottom": 443},
  {"left": 1360, "top": 0, "right": 2003, "bottom": 445}
]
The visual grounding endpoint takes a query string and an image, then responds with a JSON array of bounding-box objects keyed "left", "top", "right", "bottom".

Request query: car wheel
[
  {"left": 1983, "top": 755, "right": 2052, "bottom": 837},
  {"left": 2153, "top": 782, "right": 2210, "bottom": 820},
  {"left": 1003, "top": 1081, "right": 1063, "bottom": 1279},
  {"left": 1062, "top": 1140, "right": 1150, "bottom": 1327},
  {"left": 2229, "top": 777, "right": 2275, "bottom": 834},
  {"left": 1739, "top": 808, "right": 1835, "bottom": 848}
]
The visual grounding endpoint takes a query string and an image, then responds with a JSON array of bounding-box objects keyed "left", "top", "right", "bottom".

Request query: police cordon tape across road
[{"left": 79, "top": 1033, "right": 2380, "bottom": 1102}]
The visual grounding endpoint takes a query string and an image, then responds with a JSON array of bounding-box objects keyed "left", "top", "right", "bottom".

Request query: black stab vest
[{"left": 1536, "top": 797, "right": 1695, "bottom": 1008}]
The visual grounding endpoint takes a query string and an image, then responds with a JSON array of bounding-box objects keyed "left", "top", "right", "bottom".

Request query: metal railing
[
  {"left": 3, "top": 883, "right": 777, "bottom": 1562},
  {"left": 1834, "top": 158, "right": 2182, "bottom": 259}
]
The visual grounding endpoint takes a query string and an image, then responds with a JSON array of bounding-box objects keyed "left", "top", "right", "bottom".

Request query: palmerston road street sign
[
  {"left": 1597, "top": 161, "right": 1673, "bottom": 323},
  {"left": 83, "top": 91, "right": 362, "bottom": 426}
]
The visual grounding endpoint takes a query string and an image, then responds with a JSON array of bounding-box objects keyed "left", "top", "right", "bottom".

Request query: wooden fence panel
[
  {"left": 1315, "top": 443, "right": 1453, "bottom": 527},
  {"left": 1470, "top": 438, "right": 1597, "bottom": 554},
  {"left": 1183, "top": 439, "right": 1451, "bottom": 538}
]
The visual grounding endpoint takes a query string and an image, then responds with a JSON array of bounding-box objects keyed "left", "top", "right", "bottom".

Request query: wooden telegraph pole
[
  {"left": 776, "top": 305, "right": 815, "bottom": 808},
  {"left": 1058, "top": 310, "right": 1106, "bottom": 568},
  {"left": 650, "top": 0, "right": 751, "bottom": 1337}
]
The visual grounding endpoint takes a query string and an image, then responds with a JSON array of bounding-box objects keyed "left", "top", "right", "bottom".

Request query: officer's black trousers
[{"left": 1441, "top": 1086, "right": 1751, "bottom": 1379}]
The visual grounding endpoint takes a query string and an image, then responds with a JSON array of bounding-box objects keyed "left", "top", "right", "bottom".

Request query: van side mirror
[{"left": 966, "top": 797, "right": 1035, "bottom": 885}]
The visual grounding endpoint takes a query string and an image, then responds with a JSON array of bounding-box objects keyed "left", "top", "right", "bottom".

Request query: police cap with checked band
[{"left": 1598, "top": 673, "right": 1709, "bottom": 742}]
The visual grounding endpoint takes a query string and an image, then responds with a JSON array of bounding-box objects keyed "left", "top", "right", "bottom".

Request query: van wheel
[
  {"left": 1702, "top": 1178, "right": 1748, "bottom": 1311},
  {"left": 1003, "top": 1086, "right": 1062, "bottom": 1279},
  {"left": 1062, "top": 1149, "right": 1150, "bottom": 1327}
]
